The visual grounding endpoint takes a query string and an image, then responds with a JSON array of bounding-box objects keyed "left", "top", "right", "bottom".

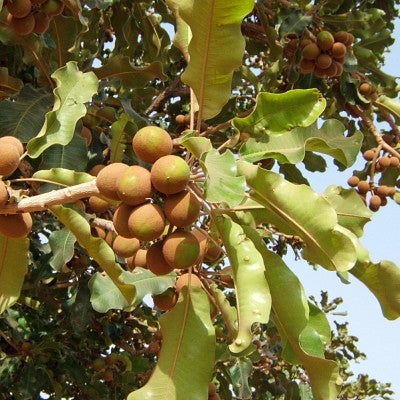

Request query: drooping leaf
[
  {"left": 236, "top": 161, "right": 357, "bottom": 271},
  {"left": 213, "top": 214, "right": 271, "bottom": 354},
  {"left": 166, "top": 0, "right": 254, "bottom": 120},
  {"left": 0, "top": 85, "right": 52, "bottom": 142},
  {"left": 110, "top": 113, "right": 137, "bottom": 163},
  {"left": 375, "top": 95, "right": 400, "bottom": 122},
  {"left": 200, "top": 149, "right": 246, "bottom": 207},
  {"left": 229, "top": 357, "right": 253, "bottom": 399},
  {"left": 0, "top": 235, "right": 30, "bottom": 315},
  {"left": 350, "top": 260, "right": 400, "bottom": 320},
  {"left": 181, "top": 136, "right": 212, "bottom": 159},
  {"left": 32, "top": 168, "right": 95, "bottom": 186},
  {"left": 322, "top": 186, "right": 372, "bottom": 238},
  {"left": 49, "top": 205, "right": 136, "bottom": 306},
  {"left": 89, "top": 268, "right": 176, "bottom": 313},
  {"left": 168, "top": 2, "right": 191, "bottom": 61},
  {"left": 127, "top": 286, "right": 215, "bottom": 400},
  {"left": 49, "top": 228, "right": 76, "bottom": 271},
  {"left": 27, "top": 62, "right": 98, "bottom": 158},
  {"left": 233, "top": 89, "right": 326, "bottom": 136},
  {"left": 240, "top": 119, "right": 363, "bottom": 167},
  {"left": 94, "top": 55, "right": 167, "bottom": 88}
]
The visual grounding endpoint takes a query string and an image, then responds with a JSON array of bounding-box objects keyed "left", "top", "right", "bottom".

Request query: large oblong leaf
[
  {"left": 167, "top": 0, "right": 254, "bottom": 120},
  {"left": 127, "top": 286, "right": 215, "bottom": 400},
  {"left": 237, "top": 161, "right": 357, "bottom": 271},
  {"left": 214, "top": 214, "right": 271, "bottom": 354},
  {"left": 233, "top": 89, "right": 326, "bottom": 136},
  {"left": 27, "top": 62, "right": 98, "bottom": 158},
  {"left": 49, "top": 228, "right": 76, "bottom": 271},
  {"left": 33, "top": 168, "right": 95, "bottom": 186},
  {"left": 0, "top": 235, "right": 30, "bottom": 315}
]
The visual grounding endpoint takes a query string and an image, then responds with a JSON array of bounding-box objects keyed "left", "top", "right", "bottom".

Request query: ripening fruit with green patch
[
  {"left": 0, "top": 212, "right": 32, "bottom": 238},
  {"left": 317, "top": 31, "right": 334, "bottom": 51},
  {"left": 147, "top": 240, "right": 175, "bottom": 275},
  {"left": 132, "top": 126, "right": 173, "bottom": 164},
  {"left": 116, "top": 165, "right": 153, "bottom": 206},
  {"left": 96, "top": 162, "right": 129, "bottom": 200},
  {"left": 162, "top": 230, "right": 200, "bottom": 269},
  {"left": 163, "top": 190, "right": 201, "bottom": 227},
  {"left": 151, "top": 155, "right": 190, "bottom": 195}
]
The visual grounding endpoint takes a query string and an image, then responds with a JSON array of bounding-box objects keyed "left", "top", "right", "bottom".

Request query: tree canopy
[{"left": 0, "top": 0, "right": 399, "bottom": 399}]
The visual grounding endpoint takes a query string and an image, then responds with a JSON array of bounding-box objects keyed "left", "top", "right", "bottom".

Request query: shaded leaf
[
  {"left": 110, "top": 113, "right": 137, "bottom": 163},
  {"left": 236, "top": 161, "right": 357, "bottom": 271},
  {"left": 167, "top": 0, "right": 254, "bottom": 120},
  {"left": 229, "top": 357, "right": 253, "bottom": 399},
  {"left": 27, "top": 62, "right": 98, "bottom": 158},
  {"left": 279, "top": 9, "right": 313, "bottom": 37},
  {"left": 233, "top": 89, "right": 326, "bottom": 136},
  {"left": 49, "top": 228, "right": 76, "bottom": 271},
  {"left": 213, "top": 214, "right": 271, "bottom": 354},
  {"left": 0, "top": 235, "right": 29, "bottom": 315},
  {"left": 0, "top": 67, "right": 23, "bottom": 98},
  {"left": 127, "top": 286, "right": 215, "bottom": 400}
]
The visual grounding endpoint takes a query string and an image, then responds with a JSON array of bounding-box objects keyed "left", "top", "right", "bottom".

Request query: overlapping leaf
[
  {"left": 127, "top": 286, "right": 215, "bottom": 400},
  {"left": 375, "top": 95, "right": 400, "bottom": 121},
  {"left": 27, "top": 62, "right": 98, "bottom": 158},
  {"left": 110, "top": 113, "right": 137, "bottom": 163},
  {"left": 33, "top": 168, "right": 95, "bottom": 186},
  {"left": 229, "top": 357, "right": 253, "bottom": 399},
  {"left": 167, "top": 0, "right": 254, "bottom": 120},
  {"left": 0, "top": 235, "right": 30, "bottom": 315},
  {"left": 237, "top": 161, "right": 357, "bottom": 271},
  {"left": 240, "top": 119, "right": 363, "bottom": 167},
  {"left": 233, "top": 89, "right": 326, "bottom": 136},
  {"left": 214, "top": 214, "right": 271, "bottom": 354},
  {"left": 49, "top": 228, "right": 76, "bottom": 271}
]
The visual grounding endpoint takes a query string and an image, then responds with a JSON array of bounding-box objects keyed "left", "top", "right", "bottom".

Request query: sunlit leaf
[
  {"left": 233, "top": 89, "right": 326, "bottom": 136},
  {"left": 32, "top": 168, "right": 95, "bottom": 186},
  {"left": 229, "top": 357, "right": 253, "bottom": 399},
  {"left": 181, "top": 136, "right": 212, "bottom": 159},
  {"left": 375, "top": 95, "right": 400, "bottom": 122},
  {"left": 167, "top": 0, "right": 254, "bottom": 120},
  {"left": 0, "top": 235, "right": 29, "bottom": 315},
  {"left": 49, "top": 228, "right": 76, "bottom": 271},
  {"left": 27, "top": 62, "right": 98, "bottom": 158},
  {"left": 127, "top": 286, "right": 215, "bottom": 400},
  {"left": 214, "top": 214, "right": 271, "bottom": 354}
]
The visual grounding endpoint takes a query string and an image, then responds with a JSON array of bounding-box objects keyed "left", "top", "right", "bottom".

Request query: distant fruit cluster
[
  {"left": 4, "top": 0, "right": 64, "bottom": 36},
  {"left": 299, "top": 30, "right": 354, "bottom": 78}
]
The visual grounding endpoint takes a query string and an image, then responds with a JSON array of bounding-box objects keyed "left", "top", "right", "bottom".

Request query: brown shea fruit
[
  {"left": 116, "top": 165, "right": 153, "bottom": 206},
  {"left": 359, "top": 82, "right": 373, "bottom": 96},
  {"left": 162, "top": 230, "right": 200, "bottom": 269},
  {"left": 113, "top": 203, "right": 135, "bottom": 238},
  {"left": 7, "top": 13, "right": 35, "bottom": 36},
  {"left": 347, "top": 175, "right": 360, "bottom": 187},
  {"left": 88, "top": 196, "right": 110, "bottom": 214},
  {"left": 175, "top": 273, "right": 202, "bottom": 292},
  {"left": 0, "top": 136, "right": 24, "bottom": 156},
  {"left": 0, "top": 212, "right": 32, "bottom": 238},
  {"left": 151, "top": 155, "right": 190, "bottom": 195},
  {"left": 132, "top": 126, "right": 173, "bottom": 164},
  {"left": 363, "top": 149, "right": 375, "bottom": 161},
  {"left": 301, "top": 43, "right": 320, "bottom": 60},
  {"left": 132, "top": 248, "right": 147, "bottom": 268},
  {"left": 96, "top": 162, "right": 129, "bottom": 200},
  {"left": 89, "top": 164, "right": 105, "bottom": 176},
  {"left": 163, "top": 190, "right": 201, "bottom": 227},
  {"left": 112, "top": 236, "right": 140, "bottom": 258},
  {"left": 299, "top": 58, "right": 315, "bottom": 74},
  {"left": 127, "top": 202, "right": 166, "bottom": 241},
  {"left": 331, "top": 42, "right": 347, "bottom": 59},
  {"left": 152, "top": 288, "right": 178, "bottom": 311},
  {"left": 146, "top": 240, "right": 175, "bottom": 275},
  {"left": 175, "top": 114, "right": 186, "bottom": 125},
  {"left": 333, "top": 61, "right": 343, "bottom": 76},
  {"left": 191, "top": 228, "right": 208, "bottom": 262},
  {"left": 315, "top": 54, "right": 333, "bottom": 70},
  {"left": 0, "top": 181, "right": 9, "bottom": 206},
  {"left": 32, "top": 11, "right": 50, "bottom": 34},
  {"left": 379, "top": 156, "right": 391, "bottom": 169},
  {"left": 369, "top": 195, "right": 382, "bottom": 212},
  {"left": 317, "top": 31, "right": 334, "bottom": 51},
  {"left": 390, "top": 157, "right": 400, "bottom": 168},
  {"left": 92, "top": 226, "right": 107, "bottom": 240},
  {"left": 0, "top": 144, "right": 20, "bottom": 176},
  {"left": 6, "top": 0, "right": 32, "bottom": 18},
  {"left": 357, "top": 180, "right": 370, "bottom": 194},
  {"left": 333, "top": 31, "right": 349, "bottom": 44}
]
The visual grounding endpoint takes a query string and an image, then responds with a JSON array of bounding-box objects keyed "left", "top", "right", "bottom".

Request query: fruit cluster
[
  {"left": 299, "top": 30, "right": 354, "bottom": 78},
  {"left": 5, "top": 0, "right": 64, "bottom": 36},
  {"left": 0, "top": 136, "right": 33, "bottom": 238}
]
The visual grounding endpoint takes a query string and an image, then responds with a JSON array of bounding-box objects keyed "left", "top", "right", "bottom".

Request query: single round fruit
[
  {"left": 7, "top": 12, "right": 35, "bottom": 36},
  {"left": 112, "top": 236, "right": 140, "bottom": 258},
  {"left": 132, "top": 248, "right": 147, "bottom": 268},
  {"left": 359, "top": 82, "right": 373, "bottom": 96},
  {"left": 390, "top": 157, "right": 400, "bottom": 168},
  {"left": 163, "top": 190, "right": 201, "bottom": 227},
  {"left": 369, "top": 195, "right": 382, "bottom": 212},
  {"left": 347, "top": 175, "right": 360, "bottom": 187},
  {"left": 0, "top": 181, "right": 9, "bottom": 206},
  {"left": 162, "top": 230, "right": 200, "bottom": 269},
  {"left": 363, "top": 149, "right": 375, "bottom": 161},
  {"left": 6, "top": 0, "right": 32, "bottom": 18},
  {"left": 89, "top": 164, "right": 105, "bottom": 176},
  {"left": 175, "top": 273, "right": 202, "bottom": 292},
  {"left": 32, "top": 10, "right": 50, "bottom": 34},
  {"left": 301, "top": 43, "right": 320, "bottom": 60},
  {"left": 175, "top": 114, "right": 186, "bottom": 125},
  {"left": 333, "top": 31, "right": 349, "bottom": 44},
  {"left": 88, "top": 196, "right": 110, "bottom": 213},
  {"left": 316, "top": 61, "right": 338, "bottom": 78},
  {"left": 41, "top": 0, "right": 64, "bottom": 16},
  {"left": 96, "top": 162, "right": 129, "bottom": 200},
  {"left": 331, "top": 42, "right": 347, "bottom": 59},
  {"left": 127, "top": 202, "right": 166, "bottom": 241},
  {"left": 153, "top": 289, "right": 178, "bottom": 311},
  {"left": 116, "top": 165, "right": 153, "bottom": 206},
  {"left": 132, "top": 126, "right": 173, "bottom": 164},
  {"left": 113, "top": 203, "right": 135, "bottom": 238},
  {"left": 0, "top": 212, "right": 32, "bottom": 238},
  {"left": 379, "top": 156, "right": 391, "bottom": 169},
  {"left": 299, "top": 58, "right": 315, "bottom": 74},
  {"left": 0, "top": 136, "right": 24, "bottom": 156},
  {"left": 146, "top": 240, "right": 174, "bottom": 275},
  {"left": 317, "top": 31, "right": 334, "bottom": 51},
  {"left": 333, "top": 61, "right": 343, "bottom": 76},
  {"left": 357, "top": 180, "right": 370, "bottom": 194},
  {"left": 151, "top": 155, "right": 190, "bottom": 195},
  {"left": 315, "top": 54, "right": 332, "bottom": 69},
  {"left": 0, "top": 144, "right": 20, "bottom": 176}
]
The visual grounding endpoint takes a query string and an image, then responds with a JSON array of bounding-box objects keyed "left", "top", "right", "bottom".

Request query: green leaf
[
  {"left": 279, "top": 9, "right": 313, "bottom": 37},
  {"left": 49, "top": 228, "right": 76, "bottom": 271},
  {"left": 49, "top": 205, "right": 136, "bottom": 306},
  {"left": 94, "top": 55, "right": 167, "bottom": 88},
  {"left": 27, "top": 62, "right": 98, "bottom": 158},
  {"left": 350, "top": 260, "right": 400, "bottom": 320},
  {"left": 89, "top": 268, "right": 176, "bottom": 313},
  {"left": 0, "top": 235, "right": 30, "bottom": 315},
  {"left": 167, "top": 0, "right": 254, "bottom": 120},
  {"left": 240, "top": 120, "right": 363, "bottom": 167},
  {"left": 233, "top": 89, "right": 326, "bottom": 136},
  {"left": 322, "top": 186, "right": 372, "bottom": 238},
  {"left": 110, "top": 113, "right": 137, "bottom": 163},
  {"left": 375, "top": 95, "right": 400, "bottom": 122},
  {"left": 213, "top": 214, "right": 271, "bottom": 354},
  {"left": 200, "top": 149, "right": 246, "bottom": 207},
  {"left": 236, "top": 161, "right": 357, "bottom": 271},
  {"left": 127, "top": 286, "right": 215, "bottom": 400},
  {"left": 181, "top": 136, "right": 213, "bottom": 159},
  {"left": 229, "top": 357, "right": 253, "bottom": 399},
  {"left": 32, "top": 168, "right": 95, "bottom": 186}
]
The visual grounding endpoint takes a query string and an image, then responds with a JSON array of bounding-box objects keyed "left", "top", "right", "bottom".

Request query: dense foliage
[{"left": 0, "top": 0, "right": 399, "bottom": 399}]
